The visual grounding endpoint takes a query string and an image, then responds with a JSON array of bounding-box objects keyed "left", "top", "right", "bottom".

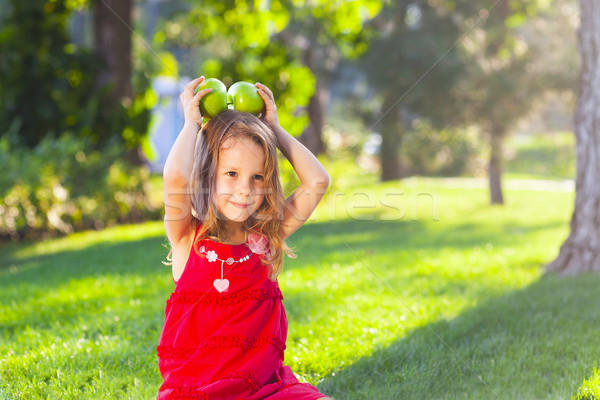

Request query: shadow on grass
[
  {"left": 289, "top": 218, "right": 565, "bottom": 259},
  {"left": 0, "top": 235, "right": 168, "bottom": 286},
  {"left": 318, "top": 274, "right": 600, "bottom": 400}
]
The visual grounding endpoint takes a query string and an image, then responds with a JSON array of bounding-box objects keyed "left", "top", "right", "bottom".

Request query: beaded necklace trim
[{"left": 197, "top": 245, "right": 254, "bottom": 293}]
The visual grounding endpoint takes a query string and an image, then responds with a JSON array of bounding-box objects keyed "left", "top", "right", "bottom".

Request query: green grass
[
  {"left": 2, "top": 176, "right": 598, "bottom": 399},
  {"left": 504, "top": 132, "right": 575, "bottom": 180}
]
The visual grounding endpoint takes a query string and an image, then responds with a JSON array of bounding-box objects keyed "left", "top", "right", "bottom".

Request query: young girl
[{"left": 158, "top": 76, "right": 333, "bottom": 400}]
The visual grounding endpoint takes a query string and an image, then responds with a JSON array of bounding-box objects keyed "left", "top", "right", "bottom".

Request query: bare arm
[
  {"left": 256, "top": 83, "right": 331, "bottom": 239},
  {"left": 163, "top": 76, "right": 212, "bottom": 246}
]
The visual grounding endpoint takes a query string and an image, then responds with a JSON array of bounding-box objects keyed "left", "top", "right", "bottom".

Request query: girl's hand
[
  {"left": 180, "top": 76, "right": 212, "bottom": 129},
  {"left": 256, "top": 83, "right": 279, "bottom": 129}
]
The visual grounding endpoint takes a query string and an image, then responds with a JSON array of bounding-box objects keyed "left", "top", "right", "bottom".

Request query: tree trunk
[
  {"left": 299, "top": 44, "right": 327, "bottom": 156},
  {"left": 380, "top": 131, "right": 401, "bottom": 181},
  {"left": 300, "top": 84, "right": 327, "bottom": 155},
  {"left": 487, "top": 0, "right": 508, "bottom": 205},
  {"left": 379, "top": 98, "right": 402, "bottom": 181},
  {"left": 93, "top": 0, "right": 143, "bottom": 164},
  {"left": 93, "top": 0, "right": 133, "bottom": 101},
  {"left": 546, "top": 0, "right": 600, "bottom": 274},
  {"left": 489, "top": 126, "right": 505, "bottom": 205}
]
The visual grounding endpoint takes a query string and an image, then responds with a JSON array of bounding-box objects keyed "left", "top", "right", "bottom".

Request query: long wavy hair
[{"left": 165, "top": 110, "right": 295, "bottom": 281}]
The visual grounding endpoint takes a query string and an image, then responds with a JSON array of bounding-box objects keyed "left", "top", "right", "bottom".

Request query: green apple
[
  {"left": 227, "top": 81, "right": 265, "bottom": 115},
  {"left": 195, "top": 78, "right": 228, "bottom": 118}
]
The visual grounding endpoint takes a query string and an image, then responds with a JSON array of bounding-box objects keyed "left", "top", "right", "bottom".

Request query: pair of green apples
[{"left": 195, "top": 78, "right": 265, "bottom": 119}]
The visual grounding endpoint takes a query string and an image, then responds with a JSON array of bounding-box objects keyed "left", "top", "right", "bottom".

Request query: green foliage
[
  {"left": 0, "top": 0, "right": 103, "bottom": 147},
  {"left": 123, "top": 40, "right": 163, "bottom": 152},
  {"left": 457, "top": 0, "right": 577, "bottom": 134},
  {"left": 504, "top": 132, "right": 575, "bottom": 179},
  {"left": 348, "top": 1, "right": 476, "bottom": 180},
  {"left": 0, "top": 0, "right": 158, "bottom": 150},
  {"left": 163, "top": 0, "right": 382, "bottom": 139},
  {"left": 401, "top": 123, "right": 481, "bottom": 177},
  {"left": 277, "top": 0, "right": 383, "bottom": 59},
  {"left": 0, "top": 135, "right": 159, "bottom": 241},
  {"left": 358, "top": 1, "right": 473, "bottom": 126}
]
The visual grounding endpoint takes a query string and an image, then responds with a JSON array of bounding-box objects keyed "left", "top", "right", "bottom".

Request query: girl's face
[{"left": 213, "top": 136, "right": 266, "bottom": 224}]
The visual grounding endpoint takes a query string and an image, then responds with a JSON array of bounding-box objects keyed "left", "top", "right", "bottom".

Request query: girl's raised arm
[
  {"left": 256, "top": 83, "right": 331, "bottom": 239},
  {"left": 163, "top": 77, "right": 211, "bottom": 247}
]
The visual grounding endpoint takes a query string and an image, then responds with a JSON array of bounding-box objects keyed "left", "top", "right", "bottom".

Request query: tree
[
  {"left": 272, "top": 0, "right": 382, "bottom": 155},
  {"left": 0, "top": 0, "right": 155, "bottom": 156},
  {"left": 356, "top": 0, "right": 473, "bottom": 181},
  {"left": 92, "top": 0, "right": 144, "bottom": 163},
  {"left": 460, "top": 0, "right": 554, "bottom": 204},
  {"left": 350, "top": 0, "right": 572, "bottom": 187},
  {"left": 93, "top": 0, "right": 133, "bottom": 101},
  {"left": 161, "top": 0, "right": 313, "bottom": 138},
  {"left": 162, "top": 0, "right": 380, "bottom": 153},
  {"left": 0, "top": 0, "right": 102, "bottom": 148},
  {"left": 546, "top": 0, "right": 600, "bottom": 274}
]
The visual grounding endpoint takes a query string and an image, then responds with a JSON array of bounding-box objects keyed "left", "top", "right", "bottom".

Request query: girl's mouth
[{"left": 231, "top": 201, "right": 249, "bottom": 209}]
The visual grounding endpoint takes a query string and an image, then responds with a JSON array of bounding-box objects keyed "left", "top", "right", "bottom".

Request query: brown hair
[{"left": 166, "top": 110, "right": 295, "bottom": 281}]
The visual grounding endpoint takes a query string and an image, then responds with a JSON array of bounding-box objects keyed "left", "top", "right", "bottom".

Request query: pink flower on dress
[
  {"left": 264, "top": 248, "right": 275, "bottom": 262},
  {"left": 206, "top": 250, "right": 218, "bottom": 262},
  {"left": 247, "top": 233, "right": 269, "bottom": 255}
]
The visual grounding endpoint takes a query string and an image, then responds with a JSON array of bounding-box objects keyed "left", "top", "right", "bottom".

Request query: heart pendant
[{"left": 213, "top": 279, "right": 229, "bottom": 293}]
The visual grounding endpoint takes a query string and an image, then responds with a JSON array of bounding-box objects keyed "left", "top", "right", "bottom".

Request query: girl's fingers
[
  {"left": 182, "top": 88, "right": 211, "bottom": 111},
  {"left": 193, "top": 88, "right": 212, "bottom": 102},
  {"left": 189, "top": 76, "right": 204, "bottom": 88},
  {"left": 257, "top": 88, "right": 276, "bottom": 109},
  {"left": 257, "top": 88, "right": 274, "bottom": 106},
  {"left": 261, "top": 85, "right": 274, "bottom": 101},
  {"left": 182, "top": 87, "right": 211, "bottom": 120},
  {"left": 256, "top": 83, "right": 274, "bottom": 101},
  {"left": 257, "top": 88, "right": 268, "bottom": 101},
  {"left": 185, "top": 76, "right": 205, "bottom": 95}
]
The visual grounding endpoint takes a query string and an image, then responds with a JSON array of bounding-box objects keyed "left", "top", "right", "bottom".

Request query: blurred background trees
[
  {"left": 0, "top": 0, "right": 158, "bottom": 240},
  {"left": 0, "top": 0, "right": 580, "bottom": 241},
  {"left": 353, "top": 0, "right": 476, "bottom": 181}
]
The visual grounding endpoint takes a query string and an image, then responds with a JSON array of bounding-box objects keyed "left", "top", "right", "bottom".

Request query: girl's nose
[{"left": 236, "top": 180, "right": 252, "bottom": 197}]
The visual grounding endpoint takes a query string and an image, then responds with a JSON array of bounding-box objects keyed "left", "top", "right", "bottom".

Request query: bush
[
  {"left": 504, "top": 132, "right": 575, "bottom": 179},
  {"left": 0, "top": 134, "right": 160, "bottom": 241},
  {"left": 400, "top": 122, "right": 481, "bottom": 177}
]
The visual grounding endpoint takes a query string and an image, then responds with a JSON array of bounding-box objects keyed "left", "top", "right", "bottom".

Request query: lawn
[
  {"left": 504, "top": 131, "right": 575, "bottom": 180},
  {"left": 1, "top": 175, "right": 598, "bottom": 400}
]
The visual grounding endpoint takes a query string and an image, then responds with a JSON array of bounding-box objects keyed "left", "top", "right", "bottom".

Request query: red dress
[{"left": 157, "top": 221, "right": 327, "bottom": 400}]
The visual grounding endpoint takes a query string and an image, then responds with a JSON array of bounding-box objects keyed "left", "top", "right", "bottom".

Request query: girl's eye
[
  {"left": 226, "top": 171, "right": 237, "bottom": 177},
  {"left": 253, "top": 175, "right": 264, "bottom": 181}
]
